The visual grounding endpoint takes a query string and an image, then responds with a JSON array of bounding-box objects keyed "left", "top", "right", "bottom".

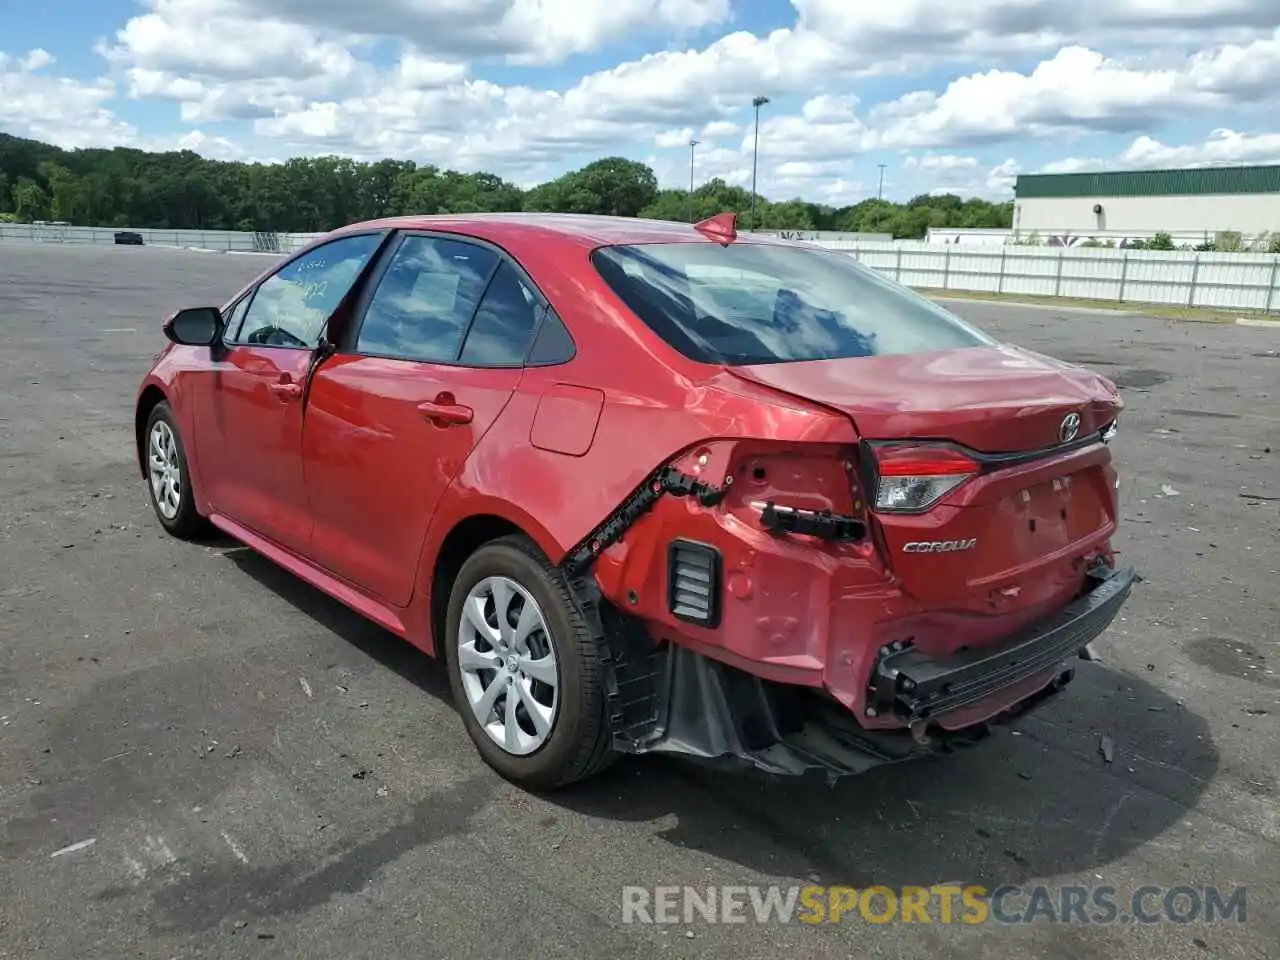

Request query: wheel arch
[
  {"left": 428, "top": 512, "right": 546, "bottom": 659},
  {"left": 135, "top": 384, "right": 169, "bottom": 479}
]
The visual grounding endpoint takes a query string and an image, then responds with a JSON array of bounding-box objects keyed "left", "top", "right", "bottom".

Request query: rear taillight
[{"left": 871, "top": 444, "right": 978, "bottom": 513}]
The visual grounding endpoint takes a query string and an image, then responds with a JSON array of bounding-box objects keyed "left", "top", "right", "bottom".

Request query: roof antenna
[{"left": 694, "top": 211, "right": 737, "bottom": 245}]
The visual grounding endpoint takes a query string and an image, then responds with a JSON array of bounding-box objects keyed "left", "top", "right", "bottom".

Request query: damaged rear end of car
[{"left": 566, "top": 228, "right": 1138, "bottom": 780}]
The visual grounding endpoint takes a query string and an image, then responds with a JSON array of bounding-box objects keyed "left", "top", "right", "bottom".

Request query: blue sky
[{"left": 2, "top": 1, "right": 1279, "bottom": 205}]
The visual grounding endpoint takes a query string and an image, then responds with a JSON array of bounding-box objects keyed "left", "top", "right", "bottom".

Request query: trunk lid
[
  {"left": 727, "top": 344, "right": 1123, "bottom": 609},
  {"left": 727, "top": 343, "right": 1121, "bottom": 454}
]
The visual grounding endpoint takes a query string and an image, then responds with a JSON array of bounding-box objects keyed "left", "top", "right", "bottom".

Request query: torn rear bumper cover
[{"left": 608, "top": 563, "right": 1138, "bottom": 779}]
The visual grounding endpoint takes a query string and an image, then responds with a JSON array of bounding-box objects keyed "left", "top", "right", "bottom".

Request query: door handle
[
  {"left": 417, "top": 396, "right": 473, "bottom": 426},
  {"left": 268, "top": 379, "right": 302, "bottom": 401}
]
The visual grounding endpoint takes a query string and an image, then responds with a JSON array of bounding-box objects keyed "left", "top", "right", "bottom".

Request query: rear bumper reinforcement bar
[{"left": 867, "top": 563, "right": 1138, "bottom": 723}]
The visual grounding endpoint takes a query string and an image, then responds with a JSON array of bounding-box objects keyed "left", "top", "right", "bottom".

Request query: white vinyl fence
[
  {"left": 3, "top": 221, "right": 1277, "bottom": 312},
  {"left": 828, "top": 239, "right": 1280, "bottom": 312}
]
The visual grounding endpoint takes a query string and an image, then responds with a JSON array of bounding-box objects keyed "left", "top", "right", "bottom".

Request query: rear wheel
[
  {"left": 444, "top": 535, "right": 615, "bottom": 789},
  {"left": 143, "top": 401, "right": 209, "bottom": 540}
]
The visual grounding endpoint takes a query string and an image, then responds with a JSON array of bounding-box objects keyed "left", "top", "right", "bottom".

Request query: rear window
[{"left": 591, "top": 242, "right": 994, "bottom": 365}]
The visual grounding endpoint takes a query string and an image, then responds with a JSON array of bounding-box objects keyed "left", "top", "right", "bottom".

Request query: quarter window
[
  {"left": 459, "top": 261, "right": 543, "bottom": 366},
  {"left": 356, "top": 235, "right": 500, "bottom": 363},
  {"left": 235, "top": 233, "right": 384, "bottom": 349}
]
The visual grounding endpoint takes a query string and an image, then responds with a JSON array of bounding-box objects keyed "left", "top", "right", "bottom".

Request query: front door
[
  {"left": 302, "top": 233, "right": 545, "bottom": 606},
  {"left": 194, "top": 232, "right": 386, "bottom": 552}
]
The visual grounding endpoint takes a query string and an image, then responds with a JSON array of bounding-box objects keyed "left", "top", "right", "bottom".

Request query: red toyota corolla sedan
[{"left": 135, "top": 211, "right": 1136, "bottom": 788}]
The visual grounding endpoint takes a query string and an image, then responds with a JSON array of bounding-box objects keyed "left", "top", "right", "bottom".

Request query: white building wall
[{"left": 1015, "top": 193, "right": 1280, "bottom": 237}]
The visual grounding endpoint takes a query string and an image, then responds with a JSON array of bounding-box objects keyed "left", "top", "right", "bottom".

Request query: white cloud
[
  {"left": 1033, "top": 129, "right": 1280, "bottom": 176},
  {"left": 1122, "top": 129, "right": 1280, "bottom": 166},
  {"left": 0, "top": 49, "right": 137, "bottom": 148},
  {"left": 986, "top": 159, "right": 1022, "bottom": 193},
  {"left": 655, "top": 128, "right": 697, "bottom": 148},
  {"left": 99, "top": 0, "right": 360, "bottom": 81},
  {"left": 142, "top": 129, "right": 248, "bottom": 160},
  {"left": 904, "top": 154, "right": 980, "bottom": 172},
  {"left": 8, "top": 1, "right": 1280, "bottom": 209},
  {"left": 1121, "top": 129, "right": 1280, "bottom": 167},
  {"left": 19, "top": 49, "right": 55, "bottom": 71},
  {"left": 701, "top": 120, "right": 740, "bottom": 138},
  {"left": 1037, "top": 157, "right": 1106, "bottom": 174},
  {"left": 202, "top": 11, "right": 1280, "bottom": 193},
  {"left": 869, "top": 35, "right": 1280, "bottom": 148},
  {"left": 793, "top": 0, "right": 1280, "bottom": 63},
  {"left": 101, "top": 0, "right": 731, "bottom": 75}
]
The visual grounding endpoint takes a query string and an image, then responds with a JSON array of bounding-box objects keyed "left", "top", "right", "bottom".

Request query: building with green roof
[{"left": 1012, "top": 165, "right": 1280, "bottom": 244}]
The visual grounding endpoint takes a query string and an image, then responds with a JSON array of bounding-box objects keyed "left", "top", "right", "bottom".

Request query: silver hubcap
[
  {"left": 458, "top": 576, "right": 559, "bottom": 756},
  {"left": 148, "top": 421, "right": 182, "bottom": 520}
]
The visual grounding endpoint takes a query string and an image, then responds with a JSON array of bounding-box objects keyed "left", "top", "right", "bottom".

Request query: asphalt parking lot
[{"left": 1, "top": 243, "right": 1277, "bottom": 960}]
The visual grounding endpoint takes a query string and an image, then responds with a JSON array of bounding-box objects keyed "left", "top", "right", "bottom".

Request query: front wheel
[
  {"left": 143, "top": 400, "right": 209, "bottom": 540},
  {"left": 443, "top": 535, "right": 615, "bottom": 789}
]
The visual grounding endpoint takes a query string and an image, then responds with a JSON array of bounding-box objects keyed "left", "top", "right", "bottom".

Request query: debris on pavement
[
  {"left": 50, "top": 838, "right": 96, "bottom": 858},
  {"left": 1099, "top": 734, "right": 1115, "bottom": 764}
]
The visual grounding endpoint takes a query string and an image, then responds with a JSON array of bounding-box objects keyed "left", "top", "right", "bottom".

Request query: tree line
[{"left": 0, "top": 131, "right": 1014, "bottom": 239}]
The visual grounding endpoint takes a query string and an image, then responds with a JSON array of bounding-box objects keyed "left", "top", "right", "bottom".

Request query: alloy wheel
[
  {"left": 457, "top": 575, "right": 559, "bottom": 756},
  {"left": 148, "top": 420, "right": 182, "bottom": 520}
]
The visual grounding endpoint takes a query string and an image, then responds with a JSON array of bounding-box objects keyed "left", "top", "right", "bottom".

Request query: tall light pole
[
  {"left": 750, "top": 95, "right": 769, "bottom": 230},
  {"left": 877, "top": 163, "right": 887, "bottom": 201},
  {"left": 688, "top": 139, "right": 700, "bottom": 222}
]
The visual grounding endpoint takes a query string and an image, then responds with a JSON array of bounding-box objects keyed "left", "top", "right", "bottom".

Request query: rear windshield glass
[{"left": 591, "top": 242, "right": 994, "bottom": 365}]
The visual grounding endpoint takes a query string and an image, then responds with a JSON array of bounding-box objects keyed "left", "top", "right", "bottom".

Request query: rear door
[
  {"left": 193, "top": 232, "right": 385, "bottom": 552},
  {"left": 301, "top": 232, "right": 545, "bottom": 606}
]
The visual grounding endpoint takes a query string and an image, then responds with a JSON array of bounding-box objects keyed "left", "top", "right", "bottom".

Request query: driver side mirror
[{"left": 163, "top": 306, "right": 223, "bottom": 346}]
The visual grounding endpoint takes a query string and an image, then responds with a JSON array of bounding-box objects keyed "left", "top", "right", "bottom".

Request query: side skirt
[{"left": 208, "top": 513, "right": 411, "bottom": 642}]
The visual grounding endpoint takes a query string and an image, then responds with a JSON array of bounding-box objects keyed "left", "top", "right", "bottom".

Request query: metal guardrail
[
  {"left": 0, "top": 222, "right": 320, "bottom": 255},
  {"left": 2, "top": 222, "right": 1276, "bottom": 311}
]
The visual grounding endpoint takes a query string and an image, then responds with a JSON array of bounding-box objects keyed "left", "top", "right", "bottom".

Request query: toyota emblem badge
[{"left": 1059, "top": 412, "right": 1081, "bottom": 444}]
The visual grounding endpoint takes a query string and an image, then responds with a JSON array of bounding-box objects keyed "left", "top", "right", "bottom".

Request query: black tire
[
  {"left": 142, "top": 400, "right": 210, "bottom": 540},
  {"left": 443, "top": 534, "right": 616, "bottom": 789}
]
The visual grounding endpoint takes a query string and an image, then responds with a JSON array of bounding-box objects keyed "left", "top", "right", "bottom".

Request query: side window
[
  {"left": 220, "top": 294, "right": 251, "bottom": 343},
  {"left": 527, "top": 307, "right": 575, "bottom": 365},
  {"left": 459, "top": 261, "right": 542, "bottom": 366},
  {"left": 356, "top": 235, "right": 499, "bottom": 362},
  {"left": 235, "top": 233, "right": 384, "bottom": 348}
]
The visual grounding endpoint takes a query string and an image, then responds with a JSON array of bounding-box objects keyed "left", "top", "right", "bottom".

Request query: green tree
[
  {"left": 12, "top": 176, "right": 49, "bottom": 221},
  {"left": 0, "top": 130, "right": 1017, "bottom": 238}
]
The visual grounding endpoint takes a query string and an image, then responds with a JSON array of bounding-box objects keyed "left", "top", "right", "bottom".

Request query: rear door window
[
  {"left": 355, "top": 235, "right": 499, "bottom": 362},
  {"left": 592, "top": 242, "right": 993, "bottom": 365}
]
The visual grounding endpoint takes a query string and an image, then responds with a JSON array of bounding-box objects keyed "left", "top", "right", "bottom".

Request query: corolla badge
[
  {"left": 903, "top": 538, "right": 977, "bottom": 553},
  {"left": 1059, "top": 412, "right": 1081, "bottom": 443}
]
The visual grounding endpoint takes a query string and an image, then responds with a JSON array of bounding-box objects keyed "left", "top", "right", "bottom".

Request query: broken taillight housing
[{"left": 871, "top": 444, "right": 979, "bottom": 513}]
